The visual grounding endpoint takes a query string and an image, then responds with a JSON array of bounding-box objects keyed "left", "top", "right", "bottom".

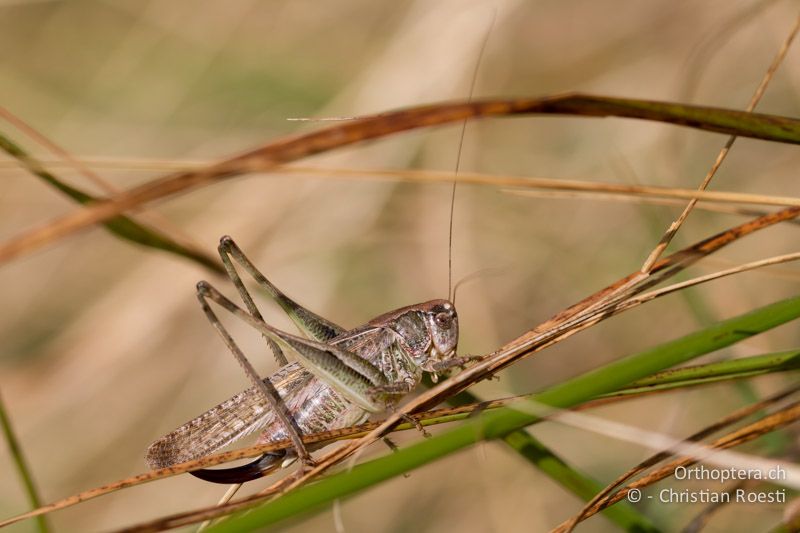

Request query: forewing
[
  {"left": 331, "top": 325, "right": 389, "bottom": 355},
  {"left": 145, "top": 363, "right": 311, "bottom": 469}
]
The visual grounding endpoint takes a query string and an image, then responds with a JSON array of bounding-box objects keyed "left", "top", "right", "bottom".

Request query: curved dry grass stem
[
  {"left": 497, "top": 179, "right": 800, "bottom": 207},
  {"left": 623, "top": 251, "right": 800, "bottom": 309},
  {"left": 5, "top": 159, "right": 800, "bottom": 209},
  {"left": 640, "top": 12, "right": 800, "bottom": 272},
  {"left": 557, "top": 386, "right": 800, "bottom": 533},
  {"left": 1, "top": 94, "right": 800, "bottom": 265},
  {"left": 293, "top": 166, "right": 800, "bottom": 207},
  {"left": 552, "top": 400, "right": 800, "bottom": 531},
  {"left": 504, "top": 189, "right": 800, "bottom": 224}
]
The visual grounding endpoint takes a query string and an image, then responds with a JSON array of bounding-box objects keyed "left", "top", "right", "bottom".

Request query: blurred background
[{"left": 2, "top": 0, "right": 800, "bottom": 531}]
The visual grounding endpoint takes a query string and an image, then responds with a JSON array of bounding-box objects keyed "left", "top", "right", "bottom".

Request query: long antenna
[{"left": 448, "top": 10, "right": 496, "bottom": 302}]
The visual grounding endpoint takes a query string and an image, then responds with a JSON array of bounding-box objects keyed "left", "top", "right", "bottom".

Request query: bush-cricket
[{"left": 145, "top": 236, "right": 471, "bottom": 483}]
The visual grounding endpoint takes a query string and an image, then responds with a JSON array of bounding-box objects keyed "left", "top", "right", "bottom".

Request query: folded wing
[{"left": 145, "top": 363, "right": 312, "bottom": 469}]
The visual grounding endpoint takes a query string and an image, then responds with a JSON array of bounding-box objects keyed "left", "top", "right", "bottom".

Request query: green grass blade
[
  {"left": 564, "top": 95, "right": 800, "bottom": 144},
  {"left": 500, "top": 426, "right": 659, "bottom": 531},
  {"left": 445, "top": 386, "right": 660, "bottom": 532},
  {"left": 613, "top": 349, "right": 800, "bottom": 395},
  {"left": 439, "top": 349, "right": 800, "bottom": 531},
  {"left": 403, "top": 350, "right": 800, "bottom": 433},
  {"left": 0, "top": 390, "right": 49, "bottom": 533},
  {"left": 0, "top": 131, "right": 223, "bottom": 273},
  {"left": 208, "top": 294, "right": 800, "bottom": 532}
]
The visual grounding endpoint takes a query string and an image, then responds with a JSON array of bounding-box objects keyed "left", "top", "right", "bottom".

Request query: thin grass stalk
[
  {"left": 0, "top": 389, "right": 49, "bottom": 533},
  {"left": 641, "top": 13, "right": 800, "bottom": 271}
]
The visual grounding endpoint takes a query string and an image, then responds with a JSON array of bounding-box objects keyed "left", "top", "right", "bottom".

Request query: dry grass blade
[
  {"left": 500, "top": 183, "right": 800, "bottom": 208},
  {"left": 0, "top": 440, "right": 289, "bottom": 529},
  {"left": 556, "top": 386, "right": 800, "bottom": 533},
  {"left": 288, "top": 166, "right": 800, "bottom": 208},
  {"left": 116, "top": 488, "right": 284, "bottom": 533},
  {"left": 619, "top": 251, "right": 800, "bottom": 310},
  {"left": 553, "top": 400, "right": 800, "bottom": 530},
  {"left": 641, "top": 13, "right": 800, "bottom": 271},
  {"left": 700, "top": 256, "right": 800, "bottom": 282},
  {"left": 504, "top": 189, "right": 800, "bottom": 225},
  {"left": 7, "top": 159, "right": 800, "bottom": 209},
  {"left": 1, "top": 94, "right": 800, "bottom": 265}
]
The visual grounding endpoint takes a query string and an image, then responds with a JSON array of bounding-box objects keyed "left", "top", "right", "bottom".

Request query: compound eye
[{"left": 434, "top": 312, "right": 452, "bottom": 329}]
